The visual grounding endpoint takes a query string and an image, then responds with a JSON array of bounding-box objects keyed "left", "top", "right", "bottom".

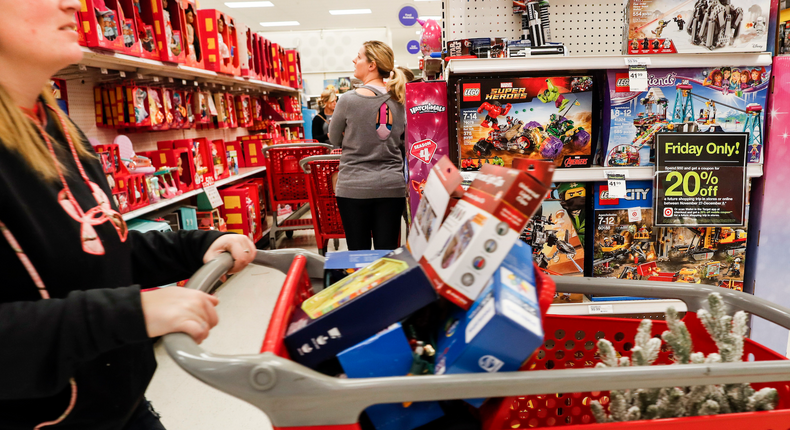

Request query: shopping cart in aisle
[
  {"left": 300, "top": 155, "right": 343, "bottom": 255},
  {"left": 164, "top": 252, "right": 790, "bottom": 430},
  {"left": 263, "top": 143, "right": 332, "bottom": 249}
]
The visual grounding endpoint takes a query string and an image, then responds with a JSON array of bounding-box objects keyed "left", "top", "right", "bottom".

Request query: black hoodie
[{"left": 0, "top": 107, "right": 224, "bottom": 429}]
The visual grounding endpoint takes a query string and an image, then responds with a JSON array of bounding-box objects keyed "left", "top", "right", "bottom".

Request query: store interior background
[{"left": 203, "top": 0, "right": 441, "bottom": 99}]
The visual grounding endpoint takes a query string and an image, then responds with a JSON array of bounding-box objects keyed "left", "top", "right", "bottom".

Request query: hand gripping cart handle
[{"left": 164, "top": 252, "right": 790, "bottom": 429}]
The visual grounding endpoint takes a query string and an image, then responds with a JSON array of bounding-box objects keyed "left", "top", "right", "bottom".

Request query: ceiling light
[
  {"left": 225, "top": 1, "right": 273, "bottom": 7},
  {"left": 329, "top": 9, "right": 372, "bottom": 15},
  {"left": 260, "top": 21, "right": 300, "bottom": 27},
  {"left": 416, "top": 30, "right": 421, "bottom": 34},
  {"left": 420, "top": 16, "right": 442, "bottom": 21}
]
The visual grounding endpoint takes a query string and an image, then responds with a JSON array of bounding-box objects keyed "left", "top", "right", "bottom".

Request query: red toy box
[
  {"left": 117, "top": 0, "right": 143, "bottom": 56},
  {"left": 78, "top": 0, "right": 125, "bottom": 52},
  {"left": 236, "top": 95, "right": 253, "bottom": 128},
  {"left": 224, "top": 139, "right": 246, "bottom": 168},
  {"left": 197, "top": 9, "right": 240, "bottom": 75},
  {"left": 148, "top": 0, "right": 186, "bottom": 64},
  {"left": 171, "top": 138, "right": 214, "bottom": 186},
  {"left": 209, "top": 139, "right": 230, "bottom": 180},
  {"left": 219, "top": 183, "right": 262, "bottom": 242},
  {"left": 285, "top": 49, "right": 302, "bottom": 89},
  {"left": 180, "top": 0, "right": 204, "bottom": 69},
  {"left": 225, "top": 93, "right": 238, "bottom": 128},
  {"left": 238, "top": 137, "right": 268, "bottom": 167},
  {"left": 130, "top": 0, "right": 161, "bottom": 60}
]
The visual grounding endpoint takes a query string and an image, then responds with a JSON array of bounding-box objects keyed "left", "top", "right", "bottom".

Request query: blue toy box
[
  {"left": 338, "top": 323, "right": 444, "bottom": 430},
  {"left": 285, "top": 247, "right": 438, "bottom": 369},
  {"left": 434, "top": 240, "right": 543, "bottom": 407},
  {"left": 324, "top": 250, "right": 391, "bottom": 287}
]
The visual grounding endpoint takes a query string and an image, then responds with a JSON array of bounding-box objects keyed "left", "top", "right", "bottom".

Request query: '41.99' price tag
[{"left": 628, "top": 66, "right": 648, "bottom": 92}]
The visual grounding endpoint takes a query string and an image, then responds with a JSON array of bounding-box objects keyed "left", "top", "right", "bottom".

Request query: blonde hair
[
  {"left": 318, "top": 89, "right": 337, "bottom": 108},
  {"left": 0, "top": 85, "right": 91, "bottom": 181},
  {"left": 363, "top": 41, "right": 407, "bottom": 104},
  {"left": 397, "top": 66, "right": 415, "bottom": 83}
]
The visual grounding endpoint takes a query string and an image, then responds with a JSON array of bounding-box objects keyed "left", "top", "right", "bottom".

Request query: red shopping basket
[
  {"left": 300, "top": 155, "right": 344, "bottom": 255},
  {"left": 263, "top": 143, "right": 332, "bottom": 249}
]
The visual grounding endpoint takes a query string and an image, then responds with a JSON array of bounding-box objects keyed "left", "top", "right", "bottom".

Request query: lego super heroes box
[
  {"left": 603, "top": 66, "right": 770, "bottom": 167},
  {"left": 456, "top": 77, "right": 596, "bottom": 169},
  {"left": 623, "top": 0, "right": 772, "bottom": 55}
]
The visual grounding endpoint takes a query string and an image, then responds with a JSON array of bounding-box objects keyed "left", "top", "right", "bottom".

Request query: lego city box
[
  {"left": 456, "top": 76, "right": 596, "bottom": 169},
  {"left": 434, "top": 247, "right": 543, "bottom": 408},
  {"left": 337, "top": 323, "right": 445, "bottom": 430},
  {"left": 623, "top": 0, "right": 771, "bottom": 55},
  {"left": 324, "top": 250, "right": 392, "bottom": 288},
  {"left": 284, "top": 247, "right": 438, "bottom": 369},
  {"left": 407, "top": 156, "right": 464, "bottom": 261},
  {"left": 420, "top": 161, "right": 554, "bottom": 310},
  {"left": 603, "top": 67, "right": 770, "bottom": 167}
]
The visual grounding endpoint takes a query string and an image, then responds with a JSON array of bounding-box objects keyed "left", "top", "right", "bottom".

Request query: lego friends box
[
  {"left": 457, "top": 77, "right": 595, "bottom": 169},
  {"left": 604, "top": 66, "right": 770, "bottom": 167},
  {"left": 623, "top": 0, "right": 771, "bottom": 55}
]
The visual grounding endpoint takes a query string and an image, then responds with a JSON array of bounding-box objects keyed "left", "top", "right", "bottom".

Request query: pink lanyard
[{"left": 25, "top": 103, "right": 128, "bottom": 255}]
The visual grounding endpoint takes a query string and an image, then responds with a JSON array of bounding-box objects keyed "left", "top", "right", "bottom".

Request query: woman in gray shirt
[{"left": 329, "top": 41, "right": 407, "bottom": 250}]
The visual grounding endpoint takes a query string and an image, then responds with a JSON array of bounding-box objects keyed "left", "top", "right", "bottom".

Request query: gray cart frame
[{"left": 163, "top": 250, "right": 790, "bottom": 428}]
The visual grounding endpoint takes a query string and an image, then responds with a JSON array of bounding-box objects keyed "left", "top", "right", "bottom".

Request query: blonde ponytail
[
  {"left": 0, "top": 85, "right": 91, "bottom": 181},
  {"left": 386, "top": 68, "right": 407, "bottom": 105}
]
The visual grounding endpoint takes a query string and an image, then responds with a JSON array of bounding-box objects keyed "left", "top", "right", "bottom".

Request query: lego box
[
  {"left": 420, "top": 162, "right": 553, "bottom": 310},
  {"left": 591, "top": 181, "right": 747, "bottom": 290},
  {"left": 457, "top": 76, "right": 595, "bottom": 169},
  {"left": 434, "top": 247, "right": 543, "bottom": 408},
  {"left": 604, "top": 67, "right": 770, "bottom": 166},
  {"left": 623, "top": 0, "right": 771, "bottom": 55}
]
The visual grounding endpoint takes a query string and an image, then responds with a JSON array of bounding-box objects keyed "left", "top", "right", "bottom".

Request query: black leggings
[{"left": 336, "top": 197, "right": 405, "bottom": 251}]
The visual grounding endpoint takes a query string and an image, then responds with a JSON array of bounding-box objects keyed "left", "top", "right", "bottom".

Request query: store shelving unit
[
  {"left": 73, "top": 46, "right": 298, "bottom": 93},
  {"left": 445, "top": 52, "right": 774, "bottom": 74},
  {"left": 121, "top": 166, "right": 266, "bottom": 221}
]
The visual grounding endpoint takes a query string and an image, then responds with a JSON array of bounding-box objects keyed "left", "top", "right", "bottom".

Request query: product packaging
[
  {"left": 78, "top": 0, "right": 125, "bottom": 52},
  {"left": 284, "top": 247, "right": 438, "bottom": 368},
  {"left": 603, "top": 67, "right": 770, "bottom": 166},
  {"left": 324, "top": 250, "right": 392, "bottom": 288},
  {"left": 181, "top": 0, "right": 204, "bottom": 69},
  {"left": 149, "top": 0, "right": 186, "bottom": 64},
  {"left": 407, "top": 156, "right": 464, "bottom": 261},
  {"left": 457, "top": 76, "right": 596, "bottom": 168},
  {"left": 420, "top": 161, "right": 553, "bottom": 309},
  {"left": 434, "top": 243, "right": 543, "bottom": 408},
  {"left": 405, "top": 81, "right": 452, "bottom": 220},
  {"left": 198, "top": 9, "right": 240, "bottom": 75},
  {"left": 337, "top": 323, "right": 445, "bottom": 430},
  {"left": 623, "top": 0, "right": 771, "bottom": 55}
]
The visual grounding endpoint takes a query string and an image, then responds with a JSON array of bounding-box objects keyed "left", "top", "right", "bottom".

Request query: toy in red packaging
[
  {"left": 212, "top": 92, "right": 229, "bottom": 128},
  {"left": 172, "top": 138, "right": 214, "bottom": 186},
  {"left": 420, "top": 160, "right": 554, "bottom": 309},
  {"left": 130, "top": 0, "right": 160, "bottom": 60},
  {"left": 161, "top": 88, "right": 175, "bottom": 130},
  {"left": 127, "top": 85, "right": 151, "bottom": 128},
  {"left": 238, "top": 137, "right": 267, "bottom": 167},
  {"left": 235, "top": 95, "right": 253, "bottom": 128},
  {"left": 209, "top": 139, "right": 230, "bottom": 179},
  {"left": 149, "top": 0, "right": 186, "bottom": 64},
  {"left": 225, "top": 93, "right": 238, "bottom": 128},
  {"left": 238, "top": 23, "right": 255, "bottom": 79},
  {"left": 117, "top": 0, "right": 143, "bottom": 56},
  {"left": 192, "top": 91, "right": 210, "bottom": 124},
  {"left": 147, "top": 87, "right": 166, "bottom": 129},
  {"left": 250, "top": 32, "right": 262, "bottom": 79},
  {"left": 219, "top": 183, "right": 262, "bottom": 242},
  {"left": 285, "top": 50, "right": 302, "bottom": 89},
  {"left": 197, "top": 9, "right": 239, "bottom": 75},
  {"left": 260, "top": 37, "right": 273, "bottom": 82},
  {"left": 180, "top": 0, "right": 204, "bottom": 69},
  {"left": 78, "top": 0, "right": 125, "bottom": 52},
  {"left": 172, "top": 90, "right": 188, "bottom": 128},
  {"left": 141, "top": 146, "right": 193, "bottom": 192},
  {"left": 224, "top": 139, "right": 245, "bottom": 168}
]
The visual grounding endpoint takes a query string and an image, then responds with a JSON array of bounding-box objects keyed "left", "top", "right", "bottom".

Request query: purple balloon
[
  {"left": 541, "top": 136, "right": 563, "bottom": 159},
  {"left": 572, "top": 129, "right": 591, "bottom": 149}
]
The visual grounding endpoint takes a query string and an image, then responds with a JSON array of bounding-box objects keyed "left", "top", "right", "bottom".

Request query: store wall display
[
  {"left": 623, "top": 0, "right": 771, "bottom": 54},
  {"left": 592, "top": 180, "right": 747, "bottom": 291},
  {"left": 603, "top": 66, "right": 770, "bottom": 167},
  {"left": 456, "top": 76, "right": 595, "bottom": 168}
]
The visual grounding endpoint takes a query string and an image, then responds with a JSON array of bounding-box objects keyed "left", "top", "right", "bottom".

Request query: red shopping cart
[
  {"left": 300, "top": 155, "right": 343, "bottom": 255},
  {"left": 165, "top": 252, "right": 790, "bottom": 430},
  {"left": 263, "top": 143, "right": 332, "bottom": 249}
]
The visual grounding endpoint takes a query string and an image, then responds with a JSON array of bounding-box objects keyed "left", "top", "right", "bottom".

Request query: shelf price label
[
  {"left": 628, "top": 66, "right": 648, "bottom": 92},
  {"left": 655, "top": 133, "right": 747, "bottom": 227},
  {"left": 203, "top": 185, "right": 223, "bottom": 209}
]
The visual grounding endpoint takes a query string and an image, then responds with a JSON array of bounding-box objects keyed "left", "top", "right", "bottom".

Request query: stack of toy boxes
[
  {"left": 285, "top": 49, "right": 302, "bottom": 89},
  {"left": 622, "top": 0, "right": 771, "bottom": 55},
  {"left": 456, "top": 76, "right": 596, "bottom": 169},
  {"left": 603, "top": 67, "right": 771, "bottom": 166}
]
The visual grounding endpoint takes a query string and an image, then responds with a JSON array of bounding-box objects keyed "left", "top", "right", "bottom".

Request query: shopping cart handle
[
  {"left": 299, "top": 154, "right": 341, "bottom": 174},
  {"left": 262, "top": 143, "right": 333, "bottom": 157},
  {"left": 551, "top": 276, "right": 790, "bottom": 331}
]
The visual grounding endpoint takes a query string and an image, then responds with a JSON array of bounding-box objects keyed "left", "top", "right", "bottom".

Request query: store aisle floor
[{"left": 146, "top": 230, "right": 346, "bottom": 430}]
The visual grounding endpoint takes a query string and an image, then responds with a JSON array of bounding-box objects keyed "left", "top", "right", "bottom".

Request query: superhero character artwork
[{"left": 458, "top": 77, "right": 595, "bottom": 168}]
